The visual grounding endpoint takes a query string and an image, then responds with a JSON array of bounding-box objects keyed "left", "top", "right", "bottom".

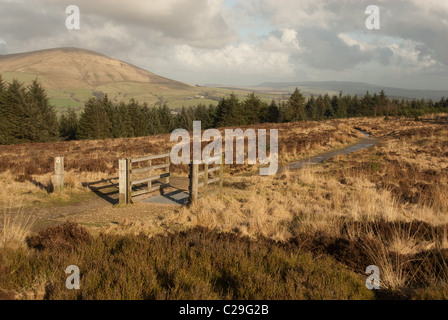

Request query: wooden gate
[
  {"left": 119, "top": 153, "right": 224, "bottom": 205},
  {"left": 119, "top": 152, "right": 170, "bottom": 204},
  {"left": 189, "top": 154, "right": 224, "bottom": 204}
]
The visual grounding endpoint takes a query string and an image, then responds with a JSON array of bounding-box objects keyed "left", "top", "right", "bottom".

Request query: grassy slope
[{"left": 2, "top": 71, "right": 284, "bottom": 112}]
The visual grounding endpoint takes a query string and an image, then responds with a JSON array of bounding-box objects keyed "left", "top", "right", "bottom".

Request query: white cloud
[
  {"left": 261, "top": 29, "right": 300, "bottom": 54},
  {"left": 172, "top": 42, "right": 295, "bottom": 77},
  {"left": 338, "top": 33, "right": 364, "bottom": 49},
  {"left": 0, "top": 0, "right": 447, "bottom": 89}
]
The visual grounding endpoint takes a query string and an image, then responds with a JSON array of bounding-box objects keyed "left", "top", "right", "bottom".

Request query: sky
[{"left": 0, "top": 0, "right": 447, "bottom": 90}]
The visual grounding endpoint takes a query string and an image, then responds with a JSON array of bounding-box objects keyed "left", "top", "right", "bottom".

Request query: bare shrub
[{"left": 27, "top": 222, "right": 92, "bottom": 251}]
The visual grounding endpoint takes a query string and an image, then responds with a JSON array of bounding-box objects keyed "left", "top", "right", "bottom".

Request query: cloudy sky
[{"left": 0, "top": 0, "right": 447, "bottom": 90}]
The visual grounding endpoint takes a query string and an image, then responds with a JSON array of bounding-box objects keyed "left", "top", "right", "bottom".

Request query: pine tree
[
  {"left": 193, "top": 104, "right": 215, "bottom": 129},
  {"left": 278, "top": 101, "right": 288, "bottom": 123},
  {"left": 176, "top": 106, "right": 193, "bottom": 131},
  {"left": 0, "top": 79, "right": 58, "bottom": 144},
  {"left": 127, "top": 99, "right": 148, "bottom": 137},
  {"left": 0, "top": 76, "right": 5, "bottom": 99},
  {"left": 59, "top": 108, "right": 78, "bottom": 140},
  {"left": 335, "top": 95, "right": 348, "bottom": 119},
  {"left": 1, "top": 80, "right": 26, "bottom": 144},
  {"left": 378, "top": 90, "right": 388, "bottom": 116},
  {"left": 5, "top": 80, "right": 37, "bottom": 143},
  {"left": 0, "top": 76, "right": 7, "bottom": 144},
  {"left": 323, "top": 93, "right": 334, "bottom": 119},
  {"left": 158, "top": 104, "right": 175, "bottom": 133},
  {"left": 26, "top": 79, "right": 59, "bottom": 142},
  {"left": 315, "top": 96, "right": 326, "bottom": 120},
  {"left": 215, "top": 94, "right": 244, "bottom": 127},
  {"left": 361, "top": 91, "right": 374, "bottom": 116},
  {"left": 146, "top": 106, "right": 162, "bottom": 135},
  {"left": 243, "top": 93, "right": 263, "bottom": 125},
  {"left": 266, "top": 100, "right": 280, "bottom": 123},
  {"left": 306, "top": 96, "right": 319, "bottom": 121},
  {"left": 285, "top": 88, "right": 307, "bottom": 122},
  {"left": 110, "top": 103, "right": 130, "bottom": 138},
  {"left": 77, "top": 97, "right": 113, "bottom": 140},
  {"left": 347, "top": 95, "right": 360, "bottom": 116}
]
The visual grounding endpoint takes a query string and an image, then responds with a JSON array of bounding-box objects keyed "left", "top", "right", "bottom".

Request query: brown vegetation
[
  {"left": 1, "top": 114, "right": 447, "bottom": 299},
  {"left": 0, "top": 224, "right": 373, "bottom": 300},
  {"left": 0, "top": 119, "right": 360, "bottom": 206}
]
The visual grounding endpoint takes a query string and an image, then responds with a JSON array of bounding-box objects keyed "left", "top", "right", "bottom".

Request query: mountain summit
[
  {"left": 0, "top": 47, "right": 201, "bottom": 109},
  {"left": 0, "top": 47, "right": 191, "bottom": 90}
]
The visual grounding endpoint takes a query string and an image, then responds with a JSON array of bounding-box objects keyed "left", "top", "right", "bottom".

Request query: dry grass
[
  {"left": 361, "top": 237, "right": 411, "bottom": 291},
  {"left": 0, "top": 120, "right": 361, "bottom": 206},
  {"left": 61, "top": 117, "right": 447, "bottom": 279},
  {"left": 2, "top": 115, "right": 448, "bottom": 299},
  {"left": 0, "top": 202, "right": 42, "bottom": 248},
  {"left": 145, "top": 115, "right": 447, "bottom": 295},
  {"left": 11, "top": 275, "right": 49, "bottom": 300}
]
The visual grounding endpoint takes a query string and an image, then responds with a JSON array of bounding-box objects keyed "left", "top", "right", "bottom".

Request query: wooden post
[
  {"left": 119, "top": 159, "right": 129, "bottom": 205},
  {"left": 54, "top": 156, "right": 64, "bottom": 193},
  {"left": 165, "top": 153, "right": 170, "bottom": 185},
  {"left": 204, "top": 159, "right": 209, "bottom": 196},
  {"left": 219, "top": 154, "right": 224, "bottom": 194},
  {"left": 189, "top": 162, "right": 199, "bottom": 205},
  {"left": 164, "top": 152, "right": 170, "bottom": 194},
  {"left": 127, "top": 158, "right": 132, "bottom": 204},
  {"left": 147, "top": 159, "right": 152, "bottom": 192}
]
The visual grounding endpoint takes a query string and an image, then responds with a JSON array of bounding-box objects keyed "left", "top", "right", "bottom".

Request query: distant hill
[
  {"left": 0, "top": 48, "right": 243, "bottom": 112},
  {"left": 244, "top": 81, "right": 448, "bottom": 101},
  {"left": 0, "top": 47, "right": 192, "bottom": 89}
]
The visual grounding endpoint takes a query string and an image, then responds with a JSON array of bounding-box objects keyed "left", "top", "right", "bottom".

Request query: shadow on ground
[{"left": 83, "top": 178, "right": 119, "bottom": 205}]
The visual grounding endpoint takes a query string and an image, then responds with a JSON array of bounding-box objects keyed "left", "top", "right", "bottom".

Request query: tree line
[{"left": 0, "top": 77, "right": 447, "bottom": 145}]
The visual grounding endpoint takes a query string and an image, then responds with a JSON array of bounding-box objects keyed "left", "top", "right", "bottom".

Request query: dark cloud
[
  {"left": 0, "top": 42, "right": 6, "bottom": 54},
  {"left": 0, "top": 2, "right": 62, "bottom": 44},
  {"left": 375, "top": 47, "right": 393, "bottom": 66},
  {"left": 296, "top": 28, "right": 373, "bottom": 70},
  {"left": 380, "top": 1, "right": 448, "bottom": 66}
]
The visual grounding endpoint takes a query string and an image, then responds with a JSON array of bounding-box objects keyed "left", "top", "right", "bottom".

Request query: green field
[
  {"left": 1, "top": 72, "right": 45, "bottom": 83},
  {"left": 1, "top": 72, "right": 289, "bottom": 113}
]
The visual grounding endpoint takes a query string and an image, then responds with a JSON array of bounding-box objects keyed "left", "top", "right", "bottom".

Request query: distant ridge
[{"left": 249, "top": 81, "right": 448, "bottom": 100}]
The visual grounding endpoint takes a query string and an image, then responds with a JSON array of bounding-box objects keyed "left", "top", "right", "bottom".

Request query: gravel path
[{"left": 282, "top": 130, "right": 378, "bottom": 172}]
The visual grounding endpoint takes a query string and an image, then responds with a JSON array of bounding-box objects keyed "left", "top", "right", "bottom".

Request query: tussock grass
[
  {"left": 0, "top": 119, "right": 360, "bottom": 206},
  {"left": 2, "top": 115, "right": 448, "bottom": 299},
  {"left": 0, "top": 202, "right": 41, "bottom": 248},
  {"left": 159, "top": 116, "right": 448, "bottom": 298}
]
